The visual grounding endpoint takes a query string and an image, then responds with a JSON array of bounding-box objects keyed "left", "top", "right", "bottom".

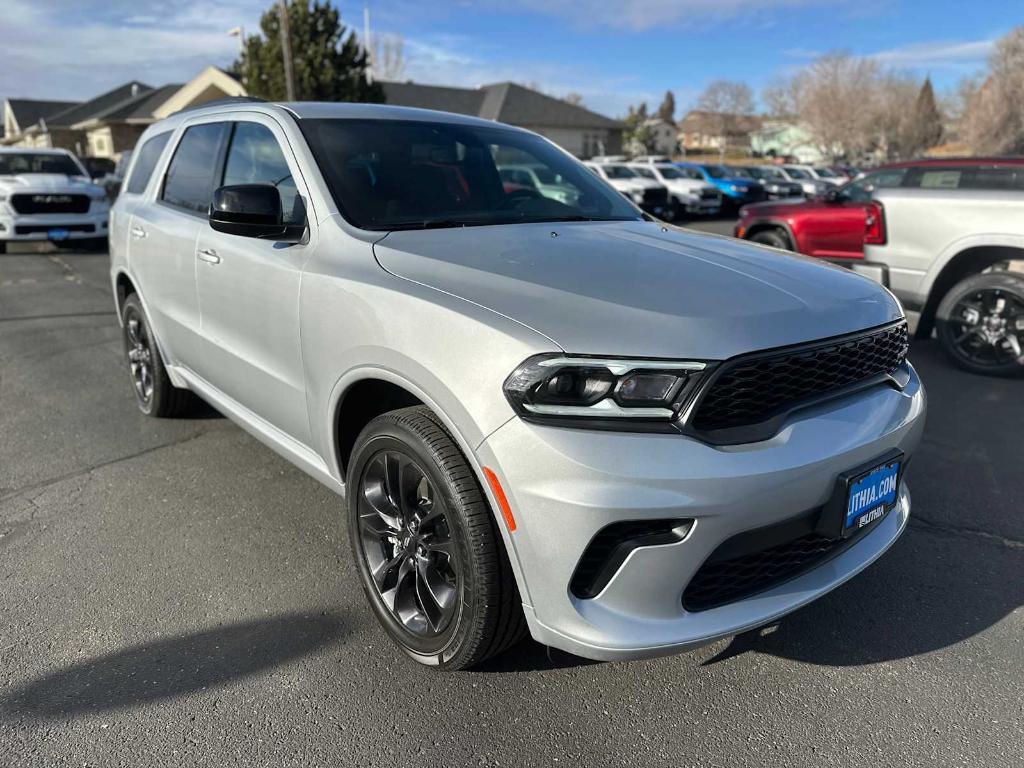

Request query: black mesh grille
[
  {"left": 700, "top": 188, "right": 720, "bottom": 200},
  {"left": 683, "top": 529, "right": 853, "bottom": 612},
  {"left": 692, "top": 322, "right": 909, "bottom": 433},
  {"left": 11, "top": 193, "right": 90, "bottom": 214}
]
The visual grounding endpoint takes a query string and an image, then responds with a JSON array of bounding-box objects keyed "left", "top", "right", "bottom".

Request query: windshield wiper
[{"left": 385, "top": 218, "right": 474, "bottom": 231}]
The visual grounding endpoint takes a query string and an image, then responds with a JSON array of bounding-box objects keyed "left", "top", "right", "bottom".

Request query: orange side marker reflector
[{"left": 483, "top": 467, "right": 517, "bottom": 532}]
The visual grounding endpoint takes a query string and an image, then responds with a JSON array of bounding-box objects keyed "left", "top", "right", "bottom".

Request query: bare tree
[
  {"left": 695, "top": 80, "right": 755, "bottom": 160},
  {"left": 962, "top": 26, "right": 1024, "bottom": 155},
  {"left": 762, "top": 75, "right": 801, "bottom": 119},
  {"left": 796, "top": 52, "right": 880, "bottom": 161},
  {"left": 370, "top": 33, "right": 406, "bottom": 81},
  {"left": 873, "top": 71, "right": 923, "bottom": 160},
  {"left": 563, "top": 92, "right": 585, "bottom": 106}
]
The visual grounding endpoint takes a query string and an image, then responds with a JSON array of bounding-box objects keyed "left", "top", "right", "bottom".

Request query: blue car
[{"left": 675, "top": 162, "right": 765, "bottom": 208}]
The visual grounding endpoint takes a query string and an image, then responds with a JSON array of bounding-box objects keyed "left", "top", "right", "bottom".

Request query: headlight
[
  {"left": 503, "top": 354, "right": 706, "bottom": 430},
  {"left": 630, "top": 190, "right": 645, "bottom": 203}
]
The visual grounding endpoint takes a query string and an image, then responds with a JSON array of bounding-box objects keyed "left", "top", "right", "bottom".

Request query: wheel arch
[
  {"left": 744, "top": 220, "right": 796, "bottom": 250},
  {"left": 327, "top": 366, "right": 531, "bottom": 604},
  {"left": 113, "top": 270, "right": 138, "bottom": 322},
  {"left": 919, "top": 245, "right": 1024, "bottom": 339}
]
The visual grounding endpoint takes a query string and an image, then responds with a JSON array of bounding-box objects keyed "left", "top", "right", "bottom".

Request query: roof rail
[{"left": 172, "top": 96, "right": 267, "bottom": 115}]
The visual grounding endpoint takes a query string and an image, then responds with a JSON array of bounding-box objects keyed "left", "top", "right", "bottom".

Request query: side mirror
[{"left": 209, "top": 184, "right": 303, "bottom": 242}]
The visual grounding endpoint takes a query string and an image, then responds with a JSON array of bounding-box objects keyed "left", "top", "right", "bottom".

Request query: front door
[{"left": 193, "top": 116, "right": 314, "bottom": 445}]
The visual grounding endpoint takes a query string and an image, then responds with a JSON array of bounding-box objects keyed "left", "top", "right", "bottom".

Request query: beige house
[
  {"left": 678, "top": 110, "right": 763, "bottom": 154},
  {"left": 2, "top": 67, "right": 247, "bottom": 159}
]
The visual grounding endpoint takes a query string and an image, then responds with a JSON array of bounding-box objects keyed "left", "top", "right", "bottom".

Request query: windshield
[
  {"left": 300, "top": 119, "right": 639, "bottom": 230},
  {"left": 0, "top": 152, "right": 84, "bottom": 177},
  {"left": 704, "top": 165, "right": 731, "bottom": 179},
  {"left": 656, "top": 166, "right": 686, "bottom": 180},
  {"left": 603, "top": 164, "right": 637, "bottom": 179},
  {"left": 756, "top": 167, "right": 785, "bottom": 180},
  {"left": 783, "top": 166, "right": 811, "bottom": 179},
  {"left": 631, "top": 167, "right": 656, "bottom": 179},
  {"left": 814, "top": 167, "right": 838, "bottom": 178}
]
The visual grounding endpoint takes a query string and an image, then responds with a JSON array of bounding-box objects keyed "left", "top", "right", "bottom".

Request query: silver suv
[{"left": 110, "top": 100, "right": 926, "bottom": 669}]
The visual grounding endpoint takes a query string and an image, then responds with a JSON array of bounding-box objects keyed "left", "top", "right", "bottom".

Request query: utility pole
[
  {"left": 277, "top": 0, "right": 296, "bottom": 101},
  {"left": 363, "top": 6, "right": 373, "bottom": 83}
]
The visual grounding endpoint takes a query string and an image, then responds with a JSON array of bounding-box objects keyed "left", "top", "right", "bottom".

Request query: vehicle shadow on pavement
[
  {"left": 705, "top": 340, "right": 1024, "bottom": 668},
  {"left": 1, "top": 611, "right": 346, "bottom": 719}
]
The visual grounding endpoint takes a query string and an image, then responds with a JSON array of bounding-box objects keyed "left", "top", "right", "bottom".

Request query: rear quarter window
[{"left": 124, "top": 132, "right": 171, "bottom": 195}]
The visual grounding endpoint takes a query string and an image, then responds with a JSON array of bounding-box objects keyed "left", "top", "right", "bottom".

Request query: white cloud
[
  {"left": 0, "top": 0, "right": 262, "bottom": 100},
  {"left": 869, "top": 38, "right": 995, "bottom": 68},
  {"left": 482, "top": 0, "right": 838, "bottom": 32}
]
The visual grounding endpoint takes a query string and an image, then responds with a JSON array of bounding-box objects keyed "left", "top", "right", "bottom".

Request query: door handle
[
  {"left": 130, "top": 226, "right": 147, "bottom": 240},
  {"left": 196, "top": 248, "right": 221, "bottom": 264}
]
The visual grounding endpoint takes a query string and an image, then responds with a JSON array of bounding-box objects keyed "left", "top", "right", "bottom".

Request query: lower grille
[
  {"left": 691, "top": 321, "right": 909, "bottom": 435},
  {"left": 11, "top": 193, "right": 90, "bottom": 214},
  {"left": 14, "top": 223, "right": 95, "bottom": 235},
  {"left": 700, "top": 188, "right": 720, "bottom": 200},
  {"left": 571, "top": 518, "right": 691, "bottom": 599},
  {"left": 682, "top": 511, "right": 872, "bottom": 612},
  {"left": 642, "top": 187, "right": 669, "bottom": 205}
]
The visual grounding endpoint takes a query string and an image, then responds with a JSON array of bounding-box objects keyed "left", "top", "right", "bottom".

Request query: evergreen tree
[
  {"left": 657, "top": 90, "right": 676, "bottom": 122},
  {"left": 908, "top": 77, "right": 944, "bottom": 154},
  {"left": 233, "top": 0, "right": 384, "bottom": 103}
]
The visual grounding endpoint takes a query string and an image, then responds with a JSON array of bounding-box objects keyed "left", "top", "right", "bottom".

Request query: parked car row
[{"left": 734, "top": 156, "right": 1024, "bottom": 376}]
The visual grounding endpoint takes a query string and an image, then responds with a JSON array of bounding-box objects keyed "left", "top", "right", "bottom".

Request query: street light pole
[{"left": 277, "top": 0, "right": 296, "bottom": 101}]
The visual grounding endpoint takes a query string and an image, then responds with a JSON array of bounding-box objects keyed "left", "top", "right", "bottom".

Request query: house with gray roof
[
  {"left": 2, "top": 67, "right": 246, "bottom": 159},
  {"left": 381, "top": 81, "right": 623, "bottom": 158}
]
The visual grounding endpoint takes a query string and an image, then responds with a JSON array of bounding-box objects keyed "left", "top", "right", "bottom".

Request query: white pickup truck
[
  {"left": 0, "top": 147, "right": 110, "bottom": 253},
  {"left": 862, "top": 186, "right": 1024, "bottom": 376}
]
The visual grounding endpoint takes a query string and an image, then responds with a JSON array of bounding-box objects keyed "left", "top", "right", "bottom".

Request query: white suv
[
  {"left": 0, "top": 148, "right": 110, "bottom": 252},
  {"left": 108, "top": 100, "right": 924, "bottom": 669},
  {"left": 584, "top": 162, "right": 672, "bottom": 219},
  {"left": 628, "top": 163, "right": 721, "bottom": 217}
]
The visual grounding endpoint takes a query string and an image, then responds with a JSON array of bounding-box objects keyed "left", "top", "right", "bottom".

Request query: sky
[{"left": 1, "top": 0, "right": 1017, "bottom": 118}]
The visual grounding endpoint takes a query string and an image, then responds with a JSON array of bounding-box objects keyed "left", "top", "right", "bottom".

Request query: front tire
[
  {"left": 121, "top": 294, "right": 195, "bottom": 416},
  {"left": 936, "top": 272, "right": 1024, "bottom": 377},
  {"left": 346, "top": 407, "right": 525, "bottom": 670},
  {"left": 750, "top": 228, "right": 791, "bottom": 250}
]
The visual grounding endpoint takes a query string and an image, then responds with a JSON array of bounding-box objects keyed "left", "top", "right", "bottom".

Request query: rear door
[
  {"left": 114, "top": 130, "right": 171, "bottom": 267},
  {"left": 192, "top": 116, "right": 314, "bottom": 445},
  {"left": 129, "top": 120, "right": 229, "bottom": 367},
  {"left": 803, "top": 168, "right": 907, "bottom": 259}
]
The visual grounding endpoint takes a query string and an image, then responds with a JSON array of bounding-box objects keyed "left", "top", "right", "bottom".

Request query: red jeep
[{"left": 734, "top": 158, "right": 1024, "bottom": 260}]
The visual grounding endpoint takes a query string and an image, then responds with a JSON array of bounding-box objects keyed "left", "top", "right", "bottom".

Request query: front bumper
[
  {"left": 0, "top": 211, "right": 109, "bottom": 241},
  {"left": 478, "top": 363, "right": 925, "bottom": 661}
]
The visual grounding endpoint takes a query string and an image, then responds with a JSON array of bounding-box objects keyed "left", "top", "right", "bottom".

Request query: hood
[
  {"left": 0, "top": 174, "right": 101, "bottom": 194},
  {"left": 373, "top": 220, "right": 902, "bottom": 360},
  {"left": 722, "top": 177, "right": 761, "bottom": 188}
]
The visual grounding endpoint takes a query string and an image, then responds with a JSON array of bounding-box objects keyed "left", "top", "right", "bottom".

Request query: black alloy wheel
[
  {"left": 120, "top": 294, "right": 195, "bottom": 416},
  {"left": 346, "top": 407, "right": 526, "bottom": 669},
  {"left": 357, "top": 449, "right": 460, "bottom": 637},
  {"left": 936, "top": 272, "right": 1024, "bottom": 377}
]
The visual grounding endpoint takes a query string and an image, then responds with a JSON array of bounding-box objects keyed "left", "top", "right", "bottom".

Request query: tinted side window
[
  {"left": 840, "top": 168, "right": 907, "bottom": 203},
  {"left": 960, "top": 167, "right": 1024, "bottom": 191},
  {"left": 125, "top": 132, "right": 171, "bottom": 195},
  {"left": 161, "top": 122, "right": 229, "bottom": 214},
  {"left": 222, "top": 122, "right": 301, "bottom": 223}
]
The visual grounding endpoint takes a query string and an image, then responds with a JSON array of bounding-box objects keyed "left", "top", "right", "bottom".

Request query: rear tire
[
  {"left": 121, "top": 294, "right": 196, "bottom": 416},
  {"left": 936, "top": 272, "right": 1024, "bottom": 377},
  {"left": 346, "top": 406, "right": 526, "bottom": 670},
  {"left": 750, "top": 229, "right": 791, "bottom": 250}
]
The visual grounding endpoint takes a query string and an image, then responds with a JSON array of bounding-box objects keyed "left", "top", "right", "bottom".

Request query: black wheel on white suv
[
  {"left": 121, "top": 294, "right": 196, "bottom": 415},
  {"left": 346, "top": 406, "right": 526, "bottom": 669},
  {"left": 935, "top": 272, "right": 1024, "bottom": 377}
]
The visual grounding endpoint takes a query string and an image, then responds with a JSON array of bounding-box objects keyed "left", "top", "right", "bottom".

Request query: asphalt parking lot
[{"left": 1, "top": 239, "right": 1022, "bottom": 768}]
